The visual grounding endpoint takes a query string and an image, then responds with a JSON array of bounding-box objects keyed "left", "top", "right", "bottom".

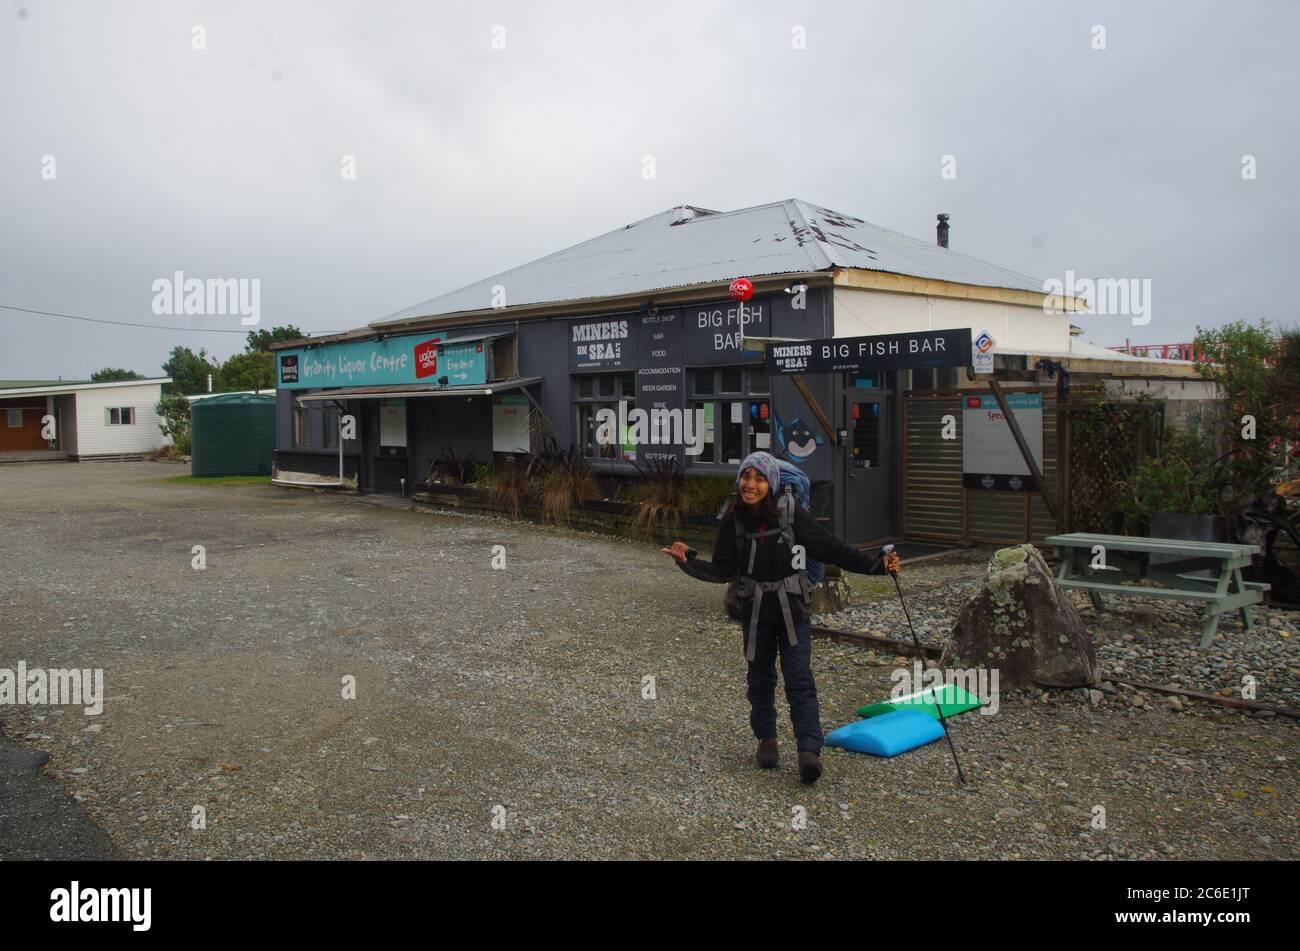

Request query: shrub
[
  {"left": 488, "top": 459, "right": 529, "bottom": 520},
  {"left": 143, "top": 444, "right": 186, "bottom": 462},
  {"left": 1193, "top": 320, "right": 1299, "bottom": 507},
  {"left": 683, "top": 473, "right": 736, "bottom": 516},
  {"left": 628, "top": 456, "right": 687, "bottom": 541},
  {"left": 1122, "top": 428, "right": 1223, "bottom": 520},
  {"left": 155, "top": 393, "right": 192, "bottom": 449},
  {"left": 426, "top": 446, "right": 481, "bottom": 485},
  {"left": 528, "top": 438, "right": 598, "bottom": 526}
]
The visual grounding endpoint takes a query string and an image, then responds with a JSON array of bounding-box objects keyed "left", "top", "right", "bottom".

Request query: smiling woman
[{"left": 662, "top": 450, "right": 900, "bottom": 785}]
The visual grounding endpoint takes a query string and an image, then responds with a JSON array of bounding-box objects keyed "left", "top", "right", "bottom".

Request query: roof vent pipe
[{"left": 936, "top": 213, "right": 950, "bottom": 249}]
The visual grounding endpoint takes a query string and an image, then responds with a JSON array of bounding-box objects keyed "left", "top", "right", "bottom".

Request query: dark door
[
  {"left": 360, "top": 402, "right": 379, "bottom": 493},
  {"left": 843, "top": 393, "right": 892, "bottom": 543}
]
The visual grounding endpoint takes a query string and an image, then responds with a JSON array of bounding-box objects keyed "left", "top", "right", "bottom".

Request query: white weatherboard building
[{"left": 0, "top": 378, "right": 172, "bottom": 460}]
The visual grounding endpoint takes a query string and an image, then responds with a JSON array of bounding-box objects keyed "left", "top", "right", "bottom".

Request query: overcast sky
[{"left": 1, "top": 0, "right": 1295, "bottom": 379}]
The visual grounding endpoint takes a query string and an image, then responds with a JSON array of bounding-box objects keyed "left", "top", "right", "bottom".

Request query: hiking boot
[
  {"left": 798, "top": 751, "right": 822, "bottom": 784},
  {"left": 755, "top": 738, "right": 779, "bottom": 769}
]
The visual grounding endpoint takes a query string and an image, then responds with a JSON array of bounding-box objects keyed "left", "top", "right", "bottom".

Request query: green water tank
[{"left": 190, "top": 393, "right": 276, "bottom": 476}]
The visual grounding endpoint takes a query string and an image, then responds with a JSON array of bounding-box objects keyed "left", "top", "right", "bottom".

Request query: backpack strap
[
  {"left": 732, "top": 507, "right": 749, "bottom": 572},
  {"left": 737, "top": 575, "right": 808, "bottom": 660},
  {"left": 776, "top": 486, "right": 797, "bottom": 550},
  {"left": 729, "top": 493, "right": 817, "bottom": 659}
]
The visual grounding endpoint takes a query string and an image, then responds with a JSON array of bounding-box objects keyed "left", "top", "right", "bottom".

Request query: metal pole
[
  {"left": 790, "top": 374, "right": 838, "bottom": 445},
  {"left": 988, "top": 377, "right": 1058, "bottom": 526},
  {"left": 881, "top": 544, "right": 967, "bottom": 784}
]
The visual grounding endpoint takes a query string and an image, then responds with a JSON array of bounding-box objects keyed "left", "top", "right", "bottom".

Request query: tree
[
  {"left": 155, "top": 393, "right": 193, "bottom": 454},
  {"left": 1193, "top": 320, "right": 1298, "bottom": 508},
  {"left": 90, "top": 368, "right": 145, "bottom": 382},
  {"left": 218, "top": 351, "right": 275, "bottom": 392},
  {"left": 246, "top": 325, "right": 304, "bottom": 353},
  {"left": 1269, "top": 327, "right": 1300, "bottom": 480},
  {"left": 162, "top": 347, "right": 220, "bottom": 395}
]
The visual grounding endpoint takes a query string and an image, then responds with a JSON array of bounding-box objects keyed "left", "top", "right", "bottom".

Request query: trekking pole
[{"left": 880, "top": 544, "right": 967, "bottom": 785}]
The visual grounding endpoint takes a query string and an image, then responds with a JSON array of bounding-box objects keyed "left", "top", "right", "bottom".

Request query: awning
[
  {"left": 294, "top": 377, "right": 542, "bottom": 402},
  {"left": 428, "top": 330, "right": 513, "bottom": 347},
  {"left": 739, "top": 335, "right": 808, "bottom": 354}
]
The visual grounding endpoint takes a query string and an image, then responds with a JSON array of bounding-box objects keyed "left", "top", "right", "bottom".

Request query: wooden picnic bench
[{"left": 1045, "top": 532, "right": 1270, "bottom": 648}]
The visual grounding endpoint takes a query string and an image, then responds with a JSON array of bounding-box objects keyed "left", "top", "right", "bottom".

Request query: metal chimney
[{"left": 936, "top": 213, "right": 950, "bottom": 248}]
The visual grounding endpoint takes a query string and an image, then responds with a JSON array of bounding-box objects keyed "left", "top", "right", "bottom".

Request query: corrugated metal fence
[{"left": 903, "top": 391, "right": 1059, "bottom": 544}]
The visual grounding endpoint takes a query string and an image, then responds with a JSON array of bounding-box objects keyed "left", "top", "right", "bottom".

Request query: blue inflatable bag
[{"left": 824, "top": 710, "right": 945, "bottom": 758}]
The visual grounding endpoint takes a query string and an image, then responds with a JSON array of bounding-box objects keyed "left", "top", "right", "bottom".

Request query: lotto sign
[
  {"left": 728, "top": 278, "right": 754, "bottom": 301},
  {"left": 972, "top": 329, "right": 995, "bottom": 375}
]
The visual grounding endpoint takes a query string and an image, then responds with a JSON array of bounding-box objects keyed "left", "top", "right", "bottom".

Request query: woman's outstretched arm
[
  {"left": 791, "top": 507, "right": 896, "bottom": 574},
  {"left": 661, "top": 513, "right": 739, "bottom": 584}
]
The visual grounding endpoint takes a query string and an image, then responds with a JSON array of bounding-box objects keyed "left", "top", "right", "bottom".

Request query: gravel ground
[
  {"left": 820, "top": 550, "right": 1300, "bottom": 710},
  {"left": 0, "top": 462, "right": 1295, "bottom": 860}
]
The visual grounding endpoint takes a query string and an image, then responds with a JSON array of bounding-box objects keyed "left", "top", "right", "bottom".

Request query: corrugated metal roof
[
  {"left": 998, "top": 337, "right": 1196, "bottom": 364},
  {"left": 0, "top": 378, "right": 170, "bottom": 397},
  {"left": 371, "top": 200, "right": 1047, "bottom": 327}
]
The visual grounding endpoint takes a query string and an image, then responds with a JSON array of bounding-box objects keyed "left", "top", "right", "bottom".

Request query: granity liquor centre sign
[{"left": 278, "top": 331, "right": 487, "bottom": 390}]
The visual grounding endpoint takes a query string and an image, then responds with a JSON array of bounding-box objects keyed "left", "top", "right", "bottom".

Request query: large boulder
[{"left": 949, "top": 544, "right": 1098, "bottom": 689}]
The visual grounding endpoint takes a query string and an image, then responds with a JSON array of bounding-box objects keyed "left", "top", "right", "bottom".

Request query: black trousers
[{"left": 743, "top": 610, "right": 823, "bottom": 754}]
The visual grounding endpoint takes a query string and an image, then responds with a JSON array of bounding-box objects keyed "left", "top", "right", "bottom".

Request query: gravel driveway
[{"left": 1, "top": 462, "right": 1295, "bottom": 860}]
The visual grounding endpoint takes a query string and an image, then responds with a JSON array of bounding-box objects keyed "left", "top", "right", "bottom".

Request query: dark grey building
[{"left": 272, "top": 199, "right": 1148, "bottom": 545}]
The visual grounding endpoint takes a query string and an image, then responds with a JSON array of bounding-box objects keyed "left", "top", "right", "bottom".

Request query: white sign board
[
  {"left": 492, "top": 393, "right": 530, "bottom": 453},
  {"left": 962, "top": 392, "right": 1042, "bottom": 491},
  {"left": 380, "top": 400, "right": 407, "bottom": 448}
]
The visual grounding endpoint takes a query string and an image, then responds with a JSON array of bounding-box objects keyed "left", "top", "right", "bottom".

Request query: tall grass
[
  {"left": 524, "top": 437, "right": 598, "bottom": 527},
  {"left": 684, "top": 473, "right": 736, "bottom": 516},
  {"left": 487, "top": 460, "right": 529, "bottom": 520},
  {"left": 426, "top": 445, "right": 482, "bottom": 486},
  {"left": 628, "top": 456, "right": 687, "bottom": 541}
]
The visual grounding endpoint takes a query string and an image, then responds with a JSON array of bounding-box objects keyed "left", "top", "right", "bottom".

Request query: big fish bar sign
[{"left": 277, "top": 331, "right": 486, "bottom": 389}]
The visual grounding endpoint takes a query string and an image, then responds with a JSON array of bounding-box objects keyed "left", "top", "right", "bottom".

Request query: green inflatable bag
[{"left": 857, "top": 683, "right": 984, "bottom": 720}]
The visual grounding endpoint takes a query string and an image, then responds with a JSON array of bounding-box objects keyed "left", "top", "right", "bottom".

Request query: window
[
  {"left": 574, "top": 372, "right": 636, "bottom": 460},
  {"left": 106, "top": 407, "right": 135, "bottom": 425},
  {"left": 850, "top": 400, "right": 882, "bottom": 468},
  {"left": 292, "top": 405, "right": 310, "bottom": 447},
  {"left": 689, "top": 367, "right": 771, "bottom": 465},
  {"left": 323, "top": 406, "right": 340, "bottom": 449},
  {"left": 6, "top": 409, "right": 22, "bottom": 428}
]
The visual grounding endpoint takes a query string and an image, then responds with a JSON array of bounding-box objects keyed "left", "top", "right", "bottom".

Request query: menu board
[{"left": 634, "top": 309, "right": 685, "bottom": 469}]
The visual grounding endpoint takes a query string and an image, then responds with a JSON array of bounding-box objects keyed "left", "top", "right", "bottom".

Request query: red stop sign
[{"left": 729, "top": 278, "right": 754, "bottom": 301}]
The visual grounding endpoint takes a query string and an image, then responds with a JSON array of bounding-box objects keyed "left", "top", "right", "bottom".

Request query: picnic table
[{"left": 1045, "top": 533, "right": 1269, "bottom": 648}]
